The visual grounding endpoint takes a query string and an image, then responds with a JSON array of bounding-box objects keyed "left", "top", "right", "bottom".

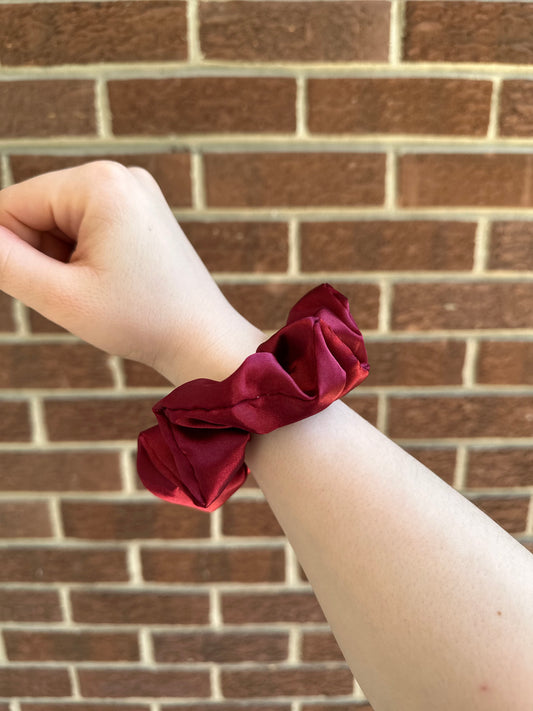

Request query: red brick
[
  {"left": 300, "top": 221, "right": 476, "bottom": 272},
  {"left": 471, "top": 496, "right": 530, "bottom": 534},
  {"left": 0, "top": 547, "right": 128, "bottom": 583},
  {"left": 78, "top": 668, "right": 210, "bottom": 698},
  {"left": 500, "top": 80, "right": 533, "bottom": 137},
  {"left": 222, "top": 500, "right": 284, "bottom": 537},
  {"left": 405, "top": 448, "right": 456, "bottom": 486},
  {"left": 404, "top": 2, "right": 533, "bottom": 64},
  {"left": 221, "top": 666, "right": 353, "bottom": 698},
  {"left": 200, "top": 1, "right": 389, "bottom": 62},
  {"left": 44, "top": 397, "right": 157, "bottom": 441},
  {"left": 0, "top": 501, "right": 52, "bottom": 538},
  {"left": 399, "top": 154, "right": 533, "bottom": 208},
  {"left": 9, "top": 153, "right": 193, "bottom": 208},
  {"left": 222, "top": 592, "right": 326, "bottom": 624},
  {"left": 122, "top": 360, "right": 171, "bottom": 388},
  {"left": 467, "top": 448, "right": 533, "bottom": 489},
  {"left": 0, "top": 81, "right": 95, "bottom": 137},
  {"left": 301, "top": 631, "right": 345, "bottom": 663},
  {"left": 0, "top": 293, "right": 15, "bottom": 331},
  {"left": 4, "top": 630, "right": 139, "bottom": 662},
  {"left": 0, "top": 1, "right": 187, "bottom": 65},
  {"left": 142, "top": 546, "right": 285, "bottom": 583},
  {"left": 489, "top": 221, "right": 533, "bottom": 270},
  {"left": 389, "top": 396, "right": 533, "bottom": 439},
  {"left": 61, "top": 500, "right": 210, "bottom": 540},
  {"left": 365, "top": 340, "right": 466, "bottom": 386},
  {"left": 0, "top": 589, "right": 62, "bottom": 622},
  {"left": 0, "top": 450, "right": 121, "bottom": 492},
  {"left": 392, "top": 283, "right": 533, "bottom": 330},
  {"left": 302, "top": 705, "right": 373, "bottom": 711},
  {"left": 221, "top": 282, "right": 379, "bottom": 332},
  {"left": 477, "top": 341, "right": 533, "bottom": 385},
  {"left": 163, "top": 705, "right": 290, "bottom": 711},
  {"left": 0, "top": 667, "right": 71, "bottom": 697},
  {"left": 0, "top": 343, "right": 112, "bottom": 388},
  {"left": 309, "top": 78, "right": 491, "bottom": 136},
  {"left": 109, "top": 78, "right": 296, "bottom": 135},
  {"left": 343, "top": 395, "right": 379, "bottom": 428},
  {"left": 183, "top": 221, "right": 289, "bottom": 273},
  {"left": 21, "top": 705, "right": 149, "bottom": 711},
  {"left": 0, "top": 401, "right": 31, "bottom": 442},
  {"left": 205, "top": 153, "right": 386, "bottom": 207},
  {"left": 153, "top": 631, "right": 288, "bottom": 663},
  {"left": 71, "top": 589, "right": 209, "bottom": 625}
]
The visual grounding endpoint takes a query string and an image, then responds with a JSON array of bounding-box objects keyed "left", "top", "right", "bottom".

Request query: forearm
[{"left": 246, "top": 400, "right": 533, "bottom": 710}]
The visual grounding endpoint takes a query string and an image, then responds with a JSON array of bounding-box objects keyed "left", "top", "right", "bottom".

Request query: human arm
[{"left": 0, "top": 162, "right": 532, "bottom": 710}]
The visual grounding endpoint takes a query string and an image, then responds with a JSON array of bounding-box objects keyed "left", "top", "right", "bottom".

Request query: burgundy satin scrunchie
[{"left": 137, "top": 284, "right": 369, "bottom": 512}]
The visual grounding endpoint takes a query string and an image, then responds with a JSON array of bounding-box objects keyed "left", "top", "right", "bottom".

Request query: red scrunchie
[{"left": 137, "top": 284, "right": 369, "bottom": 511}]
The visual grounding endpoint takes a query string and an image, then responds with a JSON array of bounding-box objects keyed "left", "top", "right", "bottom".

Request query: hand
[{"left": 0, "top": 161, "right": 263, "bottom": 384}]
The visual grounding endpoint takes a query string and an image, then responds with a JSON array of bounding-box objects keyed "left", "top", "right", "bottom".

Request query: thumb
[{"left": 0, "top": 224, "right": 76, "bottom": 325}]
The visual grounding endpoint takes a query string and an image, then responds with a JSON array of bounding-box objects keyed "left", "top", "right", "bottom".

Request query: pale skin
[{"left": 0, "top": 162, "right": 532, "bottom": 710}]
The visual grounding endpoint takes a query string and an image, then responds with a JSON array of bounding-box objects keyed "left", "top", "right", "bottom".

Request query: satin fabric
[{"left": 137, "top": 284, "right": 369, "bottom": 511}]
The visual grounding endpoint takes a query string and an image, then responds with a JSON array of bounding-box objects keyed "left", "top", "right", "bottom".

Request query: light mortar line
[
  {"left": 454, "top": 446, "right": 469, "bottom": 490},
  {"left": 139, "top": 627, "right": 154, "bottom": 664},
  {"left": 287, "top": 219, "right": 300, "bottom": 276},
  {"left": 378, "top": 279, "right": 393, "bottom": 333},
  {"left": 95, "top": 76, "right": 112, "bottom": 138},
  {"left": 122, "top": 447, "right": 139, "bottom": 494},
  {"left": 0, "top": 153, "right": 9, "bottom": 188},
  {"left": 389, "top": 0, "right": 405, "bottom": 66},
  {"left": 376, "top": 392, "right": 389, "bottom": 435},
  {"left": 59, "top": 587, "right": 72, "bottom": 624},
  {"left": 385, "top": 150, "right": 397, "bottom": 210},
  {"left": 487, "top": 77, "right": 503, "bottom": 140},
  {"left": 474, "top": 217, "right": 491, "bottom": 273},
  {"left": 211, "top": 508, "right": 222, "bottom": 541},
  {"left": 288, "top": 628, "right": 300, "bottom": 664},
  {"left": 48, "top": 497, "right": 64, "bottom": 539},
  {"left": 69, "top": 665, "right": 81, "bottom": 699},
  {"left": 285, "top": 542, "right": 300, "bottom": 587},
  {"left": 108, "top": 355, "right": 125, "bottom": 390},
  {"left": 12, "top": 300, "right": 29, "bottom": 335},
  {"left": 187, "top": 0, "right": 202, "bottom": 64},
  {"left": 462, "top": 338, "right": 479, "bottom": 388},
  {"left": 526, "top": 496, "right": 533, "bottom": 535},
  {"left": 10, "top": 701, "right": 21, "bottom": 711},
  {"left": 191, "top": 151, "right": 205, "bottom": 209},
  {"left": 30, "top": 397, "right": 48, "bottom": 445},
  {"left": 210, "top": 588, "right": 222, "bottom": 629},
  {"left": 353, "top": 679, "right": 368, "bottom": 702},
  {"left": 0, "top": 629, "right": 6, "bottom": 663},
  {"left": 127, "top": 543, "right": 143, "bottom": 585},
  {"left": 211, "top": 664, "right": 223, "bottom": 700},
  {"left": 296, "top": 74, "right": 308, "bottom": 138}
]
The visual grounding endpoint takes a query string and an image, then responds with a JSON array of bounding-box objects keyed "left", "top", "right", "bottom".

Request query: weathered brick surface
[
  {"left": 0, "top": 667, "right": 71, "bottom": 697},
  {"left": 301, "top": 631, "right": 346, "bottom": 662},
  {"left": 0, "top": 589, "right": 62, "bottom": 622},
  {"left": 222, "top": 500, "right": 284, "bottom": 537},
  {"left": 308, "top": 79, "right": 491, "bottom": 136},
  {"left": 471, "top": 496, "right": 530, "bottom": 534},
  {"left": 153, "top": 630, "right": 288, "bottom": 663},
  {"left": 488, "top": 221, "right": 533, "bottom": 270},
  {"left": 4, "top": 630, "right": 139, "bottom": 662},
  {"left": 0, "top": 294, "right": 15, "bottom": 331},
  {"left": 0, "top": 501, "right": 52, "bottom": 538},
  {"left": 78, "top": 668, "right": 211, "bottom": 698},
  {"left": 200, "top": 1, "right": 390, "bottom": 62},
  {"left": 0, "top": 2, "right": 187, "bottom": 65},
  {"left": 109, "top": 78, "right": 296, "bottom": 135},
  {"left": 20, "top": 705, "right": 149, "bottom": 711},
  {"left": 221, "top": 666, "right": 354, "bottom": 698},
  {"left": 0, "top": 547, "right": 128, "bottom": 583},
  {"left": 0, "top": 401, "right": 31, "bottom": 442},
  {"left": 222, "top": 592, "right": 326, "bottom": 624},
  {"left": 467, "top": 448, "right": 533, "bottom": 489},
  {"left": 365, "top": 340, "right": 466, "bottom": 386},
  {"left": 477, "top": 341, "right": 533, "bottom": 385},
  {"left": 406, "top": 448, "right": 456, "bottom": 486}
]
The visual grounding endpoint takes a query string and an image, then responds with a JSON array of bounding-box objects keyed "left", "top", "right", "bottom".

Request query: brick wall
[{"left": 0, "top": 1, "right": 532, "bottom": 709}]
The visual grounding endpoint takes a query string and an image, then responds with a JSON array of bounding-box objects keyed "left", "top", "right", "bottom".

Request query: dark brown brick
[
  {"left": 21, "top": 705, "right": 149, "bottom": 711},
  {"left": 44, "top": 397, "right": 157, "bottom": 441},
  {"left": 9, "top": 153, "right": 193, "bottom": 208},
  {"left": 61, "top": 500, "right": 210, "bottom": 540},
  {"left": 205, "top": 153, "right": 386, "bottom": 207},
  {"left": 78, "top": 668, "right": 210, "bottom": 698},
  {"left": 0, "top": 501, "right": 52, "bottom": 538},
  {"left": 477, "top": 341, "right": 533, "bottom": 385},
  {"left": 222, "top": 592, "right": 326, "bottom": 624},
  {"left": 302, "top": 705, "right": 373, "bottom": 711},
  {"left": 392, "top": 283, "right": 533, "bottom": 330},
  {"left": 0, "top": 401, "right": 31, "bottom": 442},
  {"left": 221, "top": 282, "right": 379, "bottom": 332},
  {"left": 200, "top": 1, "right": 389, "bottom": 62},
  {"left": 405, "top": 448, "right": 456, "bottom": 486},
  {"left": 471, "top": 496, "right": 530, "bottom": 534},
  {"left": 163, "top": 705, "right": 291, "bottom": 711},
  {"left": 0, "top": 589, "right": 62, "bottom": 622},
  {"left": 4, "top": 630, "right": 139, "bottom": 662},
  {"left": 28, "top": 310, "right": 67, "bottom": 334},
  {"left": 183, "top": 221, "right": 289, "bottom": 273},
  {"left": 122, "top": 360, "right": 171, "bottom": 388},
  {"left": 467, "top": 448, "right": 533, "bottom": 489},
  {"left": 365, "top": 340, "right": 466, "bottom": 386},
  {"left": 500, "top": 80, "right": 533, "bottom": 137},
  {"left": 309, "top": 78, "right": 491, "bottom": 136},
  {"left": 489, "top": 221, "right": 533, "bottom": 270},
  {"left": 153, "top": 631, "right": 288, "bottom": 663},
  {"left": 0, "top": 81, "right": 95, "bottom": 137},
  {"left": 0, "top": 547, "right": 128, "bottom": 583},
  {"left": 343, "top": 395, "right": 379, "bottom": 428},
  {"left": 0, "top": 343, "right": 112, "bottom": 388},
  {"left": 0, "top": 1, "right": 187, "bottom": 65},
  {"left": 221, "top": 666, "right": 353, "bottom": 698},
  {"left": 399, "top": 154, "right": 533, "bottom": 208},
  {"left": 142, "top": 546, "right": 285, "bottom": 583},
  {"left": 0, "top": 293, "right": 15, "bottom": 331},
  {"left": 0, "top": 667, "right": 71, "bottom": 697},
  {"left": 71, "top": 589, "right": 209, "bottom": 625},
  {"left": 404, "top": 2, "right": 533, "bottom": 64},
  {"left": 223, "top": 500, "right": 284, "bottom": 537},
  {"left": 109, "top": 78, "right": 296, "bottom": 135},
  {"left": 300, "top": 221, "right": 476, "bottom": 272},
  {"left": 301, "top": 631, "right": 345, "bottom": 663},
  {"left": 0, "top": 450, "right": 122, "bottom": 492},
  {"left": 389, "top": 396, "right": 533, "bottom": 439}
]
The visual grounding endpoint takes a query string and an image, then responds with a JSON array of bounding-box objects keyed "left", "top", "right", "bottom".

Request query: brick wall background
[{"left": 0, "top": 1, "right": 532, "bottom": 709}]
